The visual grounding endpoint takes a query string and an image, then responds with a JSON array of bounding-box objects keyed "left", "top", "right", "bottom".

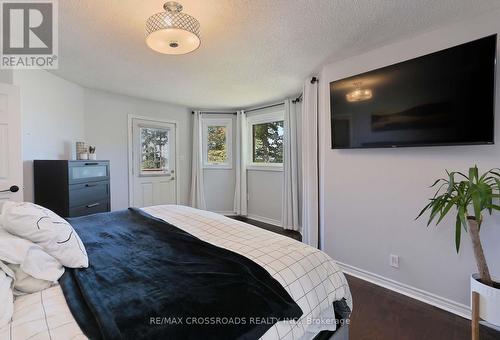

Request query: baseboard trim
[
  {"left": 246, "top": 214, "right": 281, "bottom": 227},
  {"left": 214, "top": 211, "right": 237, "bottom": 216},
  {"left": 337, "top": 261, "right": 471, "bottom": 320}
]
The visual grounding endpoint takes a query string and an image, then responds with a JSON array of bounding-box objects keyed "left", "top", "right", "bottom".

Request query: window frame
[
  {"left": 202, "top": 118, "right": 233, "bottom": 169},
  {"left": 246, "top": 110, "right": 284, "bottom": 171}
]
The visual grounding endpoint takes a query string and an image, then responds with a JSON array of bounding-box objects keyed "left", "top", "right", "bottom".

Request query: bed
[{"left": 0, "top": 205, "right": 352, "bottom": 340}]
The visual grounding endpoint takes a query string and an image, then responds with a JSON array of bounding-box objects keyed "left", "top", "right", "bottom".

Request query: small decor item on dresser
[
  {"left": 76, "top": 141, "right": 88, "bottom": 160},
  {"left": 88, "top": 146, "right": 97, "bottom": 160}
]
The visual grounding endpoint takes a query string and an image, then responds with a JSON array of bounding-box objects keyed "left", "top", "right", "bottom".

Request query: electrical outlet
[{"left": 390, "top": 254, "right": 399, "bottom": 268}]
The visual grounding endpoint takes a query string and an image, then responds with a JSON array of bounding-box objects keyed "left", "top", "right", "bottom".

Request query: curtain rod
[
  {"left": 191, "top": 77, "right": 317, "bottom": 114},
  {"left": 191, "top": 111, "right": 237, "bottom": 115},
  {"left": 292, "top": 94, "right": 303, "bottom": 104},
  {"left": 291, "top": 77, "right": 318, "bottom": 104},
  {"left": 245, "top": 102, "right": 284, "bottom": 113}
]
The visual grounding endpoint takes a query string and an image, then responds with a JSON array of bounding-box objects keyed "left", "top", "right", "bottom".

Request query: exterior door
[
  {"left": 0, "top": 83, "right": 22, "bottom": 202},
  {"left": 129, "top": 117, "right": 177, "bottom": 208}
]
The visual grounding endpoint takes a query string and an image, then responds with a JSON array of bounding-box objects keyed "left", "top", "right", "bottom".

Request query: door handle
[
  {"left": 86, "top": 203, "right": 100, "bottom": 208},
  {"left": 84, "top": 162, "right": 98, "bottom": 166},
  {"left": 85, "top": 184, "right": 98, "bottom": 187},
  {"left": 0, "top": 185, "right": 19, "bottom": 193}
]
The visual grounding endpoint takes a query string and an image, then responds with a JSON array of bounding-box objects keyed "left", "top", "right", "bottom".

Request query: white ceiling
[{"left": 53, "top": 0, "right": 500, "bottom": 109}]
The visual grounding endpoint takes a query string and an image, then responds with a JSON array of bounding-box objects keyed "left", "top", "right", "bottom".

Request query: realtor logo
[{"left": 1, "top": 0, "right": 58, "bottom": 69}]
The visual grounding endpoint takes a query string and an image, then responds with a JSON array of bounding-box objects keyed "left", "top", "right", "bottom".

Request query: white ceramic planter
[{"left": 471, "top": 274, "right": 500, "bottom": 326}]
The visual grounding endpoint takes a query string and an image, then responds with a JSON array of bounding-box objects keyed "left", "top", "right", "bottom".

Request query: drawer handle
[
  {"left": 84, "top": 162, "right": 99, "bottom": 166},
  {"left": 86, "top": 203, "right": 100, "bottom": 208},
  {"left": 85, "top": 184, "right": 98, "bottom": 187}
]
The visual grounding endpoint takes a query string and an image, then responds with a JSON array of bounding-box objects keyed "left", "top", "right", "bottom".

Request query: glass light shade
[
  {"left": 145, "top": 3, "right": 201, "bottom": 55},
  {"left": 146, "top": 28, "right": 200, "bottom": 55}
]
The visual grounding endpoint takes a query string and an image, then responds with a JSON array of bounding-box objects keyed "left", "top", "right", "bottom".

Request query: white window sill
[
  {"left": 204, "top": 164, "right": 233, "bottom": 170},
  {"left": 139, "top": 172, "right": 173, "bottom": 178},
  {"left": 246, "top": 165, "right": 283, "bottom": 172}
]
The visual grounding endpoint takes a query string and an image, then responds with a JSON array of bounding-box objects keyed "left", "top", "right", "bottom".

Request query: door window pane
[
  {"left": 207, "top": 126, "right": 228, "bottom": 164},
  {"left": 252, "top": 121, "right": 284, "bottom": 163},
  {"left": 140, "top": 127, "right": 169, "bottom": 175}
]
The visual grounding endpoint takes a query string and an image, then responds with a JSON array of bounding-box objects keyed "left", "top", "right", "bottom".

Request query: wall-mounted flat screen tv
[{"left": 330, "top": 35, "right": 497, "bottom": 149}]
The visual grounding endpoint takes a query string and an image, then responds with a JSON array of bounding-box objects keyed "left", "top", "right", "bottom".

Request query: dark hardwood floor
[
  {"left": 227, "top": 216, "right": 499, "bottom": 340},
  {"left": 346, "top": 274, "right": 500, "bottom": 340},
  {"left": 228, "top": 215, "right": 302, "bottom": 241}
]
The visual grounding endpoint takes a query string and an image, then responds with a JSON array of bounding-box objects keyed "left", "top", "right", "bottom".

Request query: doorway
[{"left": 128, "top": 116, "right": 178, "bottom": 207}]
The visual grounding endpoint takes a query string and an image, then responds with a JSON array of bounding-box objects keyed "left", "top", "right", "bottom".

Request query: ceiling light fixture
[
  {"left": 145, "top": 2, "right": 200, "bottom": 55},
  {"left": 346, "top": 82, "right": 372, "bottom": 102}
]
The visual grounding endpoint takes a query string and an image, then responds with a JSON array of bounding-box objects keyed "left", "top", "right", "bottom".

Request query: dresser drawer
[
  {"left": 69, "top": 199, "right": 109, "bottom": 217},
  {"left": 68, "top": 161, "right": 109, "bottom": 184},
  {"left": 69, "top": 181, "right": 109, "bottom": 208}
]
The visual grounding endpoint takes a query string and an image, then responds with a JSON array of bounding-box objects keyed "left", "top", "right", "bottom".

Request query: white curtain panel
[
  {"left": 301, "top": 80, "right": 319, "bottom": 247},
  {"left": 189, "top": 111, "right": 207, "bottom": 210},
  {"left": 233, "top": 110, "right": 248, "bottom": 215},
  {"left": 282, "top": 100, "right": 301, "bottom": 231}
]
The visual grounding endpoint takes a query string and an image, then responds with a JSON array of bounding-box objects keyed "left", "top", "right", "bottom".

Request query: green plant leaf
[
  {"left": 430, "top": 178, "right": 445, "bottom": 188},
  {"left": 415, "top": 201, "right": 432, "bottom": 220},
  {"left": 447, "top": 172, "right": 455, "bottom": 194},
  {"left": 469, "top": 166, "right": 479, "bottom": 184},
  {"left": 471, "top": 189, "right": 482, "bottom": 222},
  {"left": 427, "top": 197, "right": 445, "bottom": 226},
  {"left": 437, "top": 198, "right": 455, "bottom": 225},
  {"left": 455, "top": 214, "right": 461, "bottom": 253},
  {"left": 490, "top": 170, "right": 500, "bottom": 177},
  {"left": 458, "top": 205, "right": 468, "bottom": 231},
  {"left": 417, "top": 166, "right": 500, "bottom": 260}
]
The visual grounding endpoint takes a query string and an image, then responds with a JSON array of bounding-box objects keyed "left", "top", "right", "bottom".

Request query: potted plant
[{"left": 417, "top": 166, "right": 500, "bottom": 326}]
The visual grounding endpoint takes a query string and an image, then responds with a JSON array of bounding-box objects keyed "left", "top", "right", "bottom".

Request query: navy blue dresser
[{"left": 34, "top": 160, "right": 110, "bottom": 217}]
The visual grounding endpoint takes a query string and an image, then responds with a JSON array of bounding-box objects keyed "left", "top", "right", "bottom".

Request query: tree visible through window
[
  {"left": 252, "top": 121, "right": 284, "bottom": 163},
  {"left": 140, "top": 127, "right": 169, "bottom": 174},
  {"left": 207, "top": 126, "right": 228, "bottom": 164}
]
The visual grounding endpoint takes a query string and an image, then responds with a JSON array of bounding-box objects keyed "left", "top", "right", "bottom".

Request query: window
[
  {"left": 202, "top": 118, "right": 232, "bottom": 168},
  {"left": 140, "top": 126, "right": 170, "bottom": 175},
  {"left": 247, "top": 111, "right": 284, "bottom": 169}
]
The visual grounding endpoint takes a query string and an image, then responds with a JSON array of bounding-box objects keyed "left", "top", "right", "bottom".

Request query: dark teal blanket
[{"left": 60, "top": 208, "right": 302, "bottom": 340}]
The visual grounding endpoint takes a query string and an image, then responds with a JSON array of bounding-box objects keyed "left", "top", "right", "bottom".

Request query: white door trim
[
  {"left": 0, "top": 83, "right": 22, "bottom": 202},
  {"left": 127, "top": 114, "right": 180, "bottom": 207}
]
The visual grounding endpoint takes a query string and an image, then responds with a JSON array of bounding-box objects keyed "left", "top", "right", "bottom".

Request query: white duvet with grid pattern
[{"left": 0, "top": 205, "right": 352, "bottom": 340}]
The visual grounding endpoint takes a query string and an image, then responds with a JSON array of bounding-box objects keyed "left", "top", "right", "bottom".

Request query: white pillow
[
  {"left": 22, "top": 246, "right": 65, "bottom": 281},
  {"left": 7, "top": 264, "right": 54, "bottom": 295},
  {"left": 0, "top": 229, "right": 64, "bottom": 280},
  {"left": 1, "top": 202, "right": 88, "bottom": 268},
  {"left": 0, "top": 264, "right": 14, "bottom": 328},
  {"left": 0, "top": 200, "right": 6, "bottom": 216}
]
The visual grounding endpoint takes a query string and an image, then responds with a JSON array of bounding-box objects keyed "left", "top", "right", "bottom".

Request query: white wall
[
  {"left": 247, "top": 169, "right": 282, "bottom": 225},
  {"left": 203, "top": 114, "right": 237, "bottom": 214},
  {"left": 13, "top": 70, "right": 85, "bottom": 202},
  {"left": 84, "top": 88, "right": 192, "bottom": 211},
  {"left": 0, "top": 70, "right": 12, "bottom": 84},
  {"left": 319, "top": 8, "right": 500, "bottom": 308}
]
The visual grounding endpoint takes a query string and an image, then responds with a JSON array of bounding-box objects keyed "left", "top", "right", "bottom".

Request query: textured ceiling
[{"left": 53, "top": 0, "right": 500, "bottom": 109}]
